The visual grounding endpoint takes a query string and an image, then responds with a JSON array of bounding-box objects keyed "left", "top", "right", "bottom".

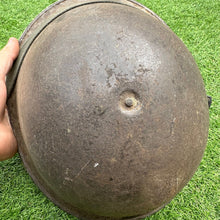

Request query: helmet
[{"left": 7, "top": 0, "right": 209, "bottom": 219}]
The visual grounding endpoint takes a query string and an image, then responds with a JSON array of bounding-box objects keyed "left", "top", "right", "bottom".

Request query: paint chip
[{"left": 94, "top": 163, "right": 99, "bottom": 168}]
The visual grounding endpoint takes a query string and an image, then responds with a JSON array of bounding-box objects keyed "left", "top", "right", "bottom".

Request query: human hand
[{"left": 0, "top": 38, "right": 19, "bottom": 161}]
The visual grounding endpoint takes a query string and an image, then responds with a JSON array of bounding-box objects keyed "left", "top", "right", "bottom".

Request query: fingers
[
  {"left": 0, "top": 37, "right": 19, "bottom": 80},
  {"left": 0, "top": 38, "right": 19, "bottom": 121},
  {"left": 0, "top": 38, "right": 19, "bottom": 161}
]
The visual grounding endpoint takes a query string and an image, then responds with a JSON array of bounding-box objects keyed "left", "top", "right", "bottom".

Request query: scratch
[
  {"left": 74, "top": 160, "right": 91, "bottom": 179},
  {"left": 176, "top": 177, "right": 179, "bottom": 190},
  {"left": 171, "top": 117, "right": 176, "bottom": 135},
  {"left": 164, "top": 117, "right": 176, "bottom": 139}
]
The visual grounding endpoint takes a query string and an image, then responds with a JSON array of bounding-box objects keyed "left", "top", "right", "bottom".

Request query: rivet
[{"left": 125, "top": 98, "right": 133, "bottom": 107}]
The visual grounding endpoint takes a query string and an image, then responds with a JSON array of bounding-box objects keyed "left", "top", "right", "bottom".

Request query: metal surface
[{"left": 7, "top": 0, "right": 209, "bottom": 219}]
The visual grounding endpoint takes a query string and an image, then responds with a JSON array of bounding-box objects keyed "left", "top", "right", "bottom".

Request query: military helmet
[{"left": 7, "top": 0, "right": 209, "bottom": 219}]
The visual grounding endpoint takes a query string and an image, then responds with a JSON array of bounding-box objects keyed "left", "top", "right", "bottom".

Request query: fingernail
[{"left": 7, "top": 37, "right": 15, "bottom": 45}]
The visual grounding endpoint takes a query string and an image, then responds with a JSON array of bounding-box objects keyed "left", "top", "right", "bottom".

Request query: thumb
[{"left": 0, "top": 38, "right": 19, "bottom": 81}]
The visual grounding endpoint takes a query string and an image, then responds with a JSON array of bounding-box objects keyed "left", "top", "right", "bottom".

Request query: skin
[{"left": 0, "top": 38, "right": 19, "bottom": 161}]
